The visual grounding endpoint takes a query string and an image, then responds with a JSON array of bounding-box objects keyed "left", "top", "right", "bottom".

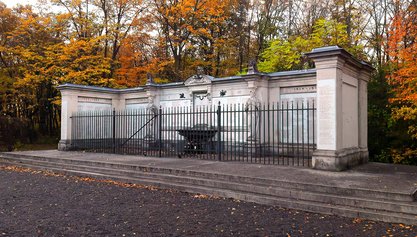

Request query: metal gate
[{"left": 70, "top": 101, "right": 316, "bottom": 167}]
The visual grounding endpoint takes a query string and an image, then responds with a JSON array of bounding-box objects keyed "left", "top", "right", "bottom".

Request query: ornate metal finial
[
  {"left": 247, "top": 59, "right": 258, "bottom": 74},
  {"left": 146, "top": 73, "right": 154, "bottom": 84}
]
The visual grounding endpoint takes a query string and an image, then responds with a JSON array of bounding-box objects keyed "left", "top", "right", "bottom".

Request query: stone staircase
[{"left": 0, "top": 152, "right": 416, "bottom": 225}]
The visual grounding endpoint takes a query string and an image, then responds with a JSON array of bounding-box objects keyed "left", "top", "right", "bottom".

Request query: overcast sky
[
  {"left": 1, "top": 0, "right": 64, "bottom": 13},
  {"left": 2, "top": 0, "right": 37, "bottom": 7}
]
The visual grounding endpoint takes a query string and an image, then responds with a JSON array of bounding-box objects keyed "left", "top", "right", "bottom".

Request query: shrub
[{"left": 0, "top": 116, "right": 29, "bottom": 151}]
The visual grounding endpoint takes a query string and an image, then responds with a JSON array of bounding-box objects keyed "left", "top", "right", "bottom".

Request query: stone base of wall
[
  {"left": 58, "top": 140, "right": 72, "bottom": 151},
  {"left": 359, "top": 147, "right": 369, "bottom": 164},
  {"left": 312, "top": 147, "right": 368, "bottom": 171}
]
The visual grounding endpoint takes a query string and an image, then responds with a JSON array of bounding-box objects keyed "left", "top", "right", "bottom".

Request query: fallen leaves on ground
[
  {"left": 353, "top": 218, "right": 364, "bottom": 224},
  {"left": 192, "top": 194, "right": 221, "bottom": 200},
  {"left": 193, "top": 194, "right": 210, "bottom": 199},
  {"left": 0, "top": 165, "right": 160, "bottom": 191},
  {"left": 1, "top": 164, "right": 416, "bottom": 236}
]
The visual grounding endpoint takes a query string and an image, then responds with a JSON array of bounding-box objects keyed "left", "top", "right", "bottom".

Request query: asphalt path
[{"left": 0, "top": 165, "right": 415, "bottom": 237}]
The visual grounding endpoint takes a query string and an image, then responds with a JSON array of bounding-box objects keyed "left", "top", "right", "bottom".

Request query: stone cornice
[
  {"left": 57, "top": 83, "right": 145, "bottom": 94},
  {"left": 305, "top": 46, "right": 374, "bottom": 73},
  {"left": 57, "top": 68, "right": 320, "bottom": 94}
]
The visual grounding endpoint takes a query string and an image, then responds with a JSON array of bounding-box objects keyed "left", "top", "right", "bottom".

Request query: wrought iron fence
[{"left": 70, "top": 101, "right": 316, "bottom": 167}]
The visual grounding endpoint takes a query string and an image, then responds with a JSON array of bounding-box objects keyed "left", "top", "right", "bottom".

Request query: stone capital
[{"left": 306, "top": 46, "right": 374, "bottom": 74}]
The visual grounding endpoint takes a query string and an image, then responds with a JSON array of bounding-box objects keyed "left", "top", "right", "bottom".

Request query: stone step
[
  {"left": 7, "top": 156, "right": 417, "bottom": 215},
  {"left": 1, "top": 155, "right": 417, "bottom": 224},
  {"left": 1, "top": 153, "right": 414, "bottom": 203},
  {"left": 1, "top": 158, "right": 416, "bottom": 225}
]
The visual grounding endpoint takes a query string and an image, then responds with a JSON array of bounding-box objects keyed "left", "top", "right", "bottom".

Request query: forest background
[{"left": 0, "top": 0, "right": 416, "bottom": 165}]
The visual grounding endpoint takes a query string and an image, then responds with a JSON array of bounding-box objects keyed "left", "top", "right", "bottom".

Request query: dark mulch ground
[{"left": 0, "top": 166, "right": 415, "bottom": 237}]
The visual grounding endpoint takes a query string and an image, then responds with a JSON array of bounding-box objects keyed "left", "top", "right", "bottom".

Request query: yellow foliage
[
  {"left": 390, "top": 148, "right": 417, "bottom": 164},
  {"left": 387, "top": 6, "right": 417, "bottom": 144}
]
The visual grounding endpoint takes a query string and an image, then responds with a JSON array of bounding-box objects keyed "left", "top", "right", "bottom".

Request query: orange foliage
[
  {"left": 387, "top": 3, "right": 417, "bottom": 159},
  {"left": 387, "top": 5, "right": 417, "bottom": 104}
]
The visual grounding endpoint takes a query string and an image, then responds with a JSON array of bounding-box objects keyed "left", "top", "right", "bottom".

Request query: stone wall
[
  {"left": 305, "top": 46, "right": 373, "bottom": 171},
  {"left": 58, "top": 46, "right": 373, "bottom": 171}
]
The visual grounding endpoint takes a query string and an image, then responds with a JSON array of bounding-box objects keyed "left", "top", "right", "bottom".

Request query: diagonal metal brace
[{"left": 119, "top": 115, "right": 158, "bottom": 147}]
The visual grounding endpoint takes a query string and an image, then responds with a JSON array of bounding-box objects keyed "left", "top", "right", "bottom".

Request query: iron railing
[{"left": 70, "top": 101, "right": 316, "bottom": 167}]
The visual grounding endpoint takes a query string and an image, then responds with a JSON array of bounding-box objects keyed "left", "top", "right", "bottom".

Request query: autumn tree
[
  {"left": 151, "top": 0, "right": 199, "bottom": 80},
  {"left": 257, "top": 19, "right": 360, "bottom": 72},
  {"left": 93, "top": 0, "right": 144, "bottom": 61},
  {"left": 50, "top": 0, "right": 97, "bottom": 39},
  {"left": 0, "top": 2, "right": 19, "bottom": 113},
  {"left": 50, "top": 0, "right": 144, "bottom": 77},
  {"left": 0, "top": 4, "right": 61, "bottom": 137},
  {"left": 386, "top": 2, "right": 417, "bottom": 164},
  {"left": 146, "top": 0, "right": 244, "bottom": 80},
  {"left": 365, "top": 0, "right": 397, "bottom": 161},
  {"left": 0, "top": 0, "right": 415, "bottom": 164}
]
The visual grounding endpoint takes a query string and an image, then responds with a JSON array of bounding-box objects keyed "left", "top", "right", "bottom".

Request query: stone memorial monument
[{"left": 57, "top": 46, "right": 373, "bottom": 171}]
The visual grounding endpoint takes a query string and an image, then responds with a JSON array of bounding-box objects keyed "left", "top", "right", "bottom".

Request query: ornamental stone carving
[
  {"left": 184, "top": 67, "right": 213, "bottom": 86},
  {"left": 146, "top": 73, "right": 154, "bottom": 85},
  {"left": 247, "top": 59, "right": 259, "bottom": 74},
  {"left": 145, "top": 96, "right": 158, "bottom": 140},
  {"left": 245, "top": 89, "right": 261, "bottom": 142}
]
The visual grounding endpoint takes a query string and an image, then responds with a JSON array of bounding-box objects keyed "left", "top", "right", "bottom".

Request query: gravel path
[{"left": 0, "top": 165, "right": 415, "bottom": 237}]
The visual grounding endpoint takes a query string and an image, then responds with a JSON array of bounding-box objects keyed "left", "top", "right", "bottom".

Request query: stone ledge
[
  {"left": 312, "top": 147, "right": 368, "bottom": 171},
  {"left": 58, "top": 140, "right": 72, "bottom": 151}
]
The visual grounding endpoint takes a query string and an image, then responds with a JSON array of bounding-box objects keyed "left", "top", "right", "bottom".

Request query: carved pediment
[{"left": 184, "top": 74, "right": 213, "bottom": 86}]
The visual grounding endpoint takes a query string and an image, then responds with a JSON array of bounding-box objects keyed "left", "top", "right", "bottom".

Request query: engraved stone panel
[
  {"left": 342, "top": 83, "right": 358, "bottom": 148},
  {"left": 160, "top": 100, "right": 191, "bottom": 108},
  {"left": 61, "top": 101, "right": 68, "bottom": 139},
  {"left": 78, "top": 102, "right": 112, "bottom": 111},
  {"left": 125, "top": 98, "right": 148, "bottom": 110},
  {"left": 78, "top": 96, "right": 112, "bottom": 104},
  {"left": 279, "top": 92, "right": 316, "bottom": 144},
  {"left": 280, "top": 85, "right": 316, "bottom": 94},
  {"left": 125, "top": 98, "right": 147, "bottom": 104},
  {"left": 126, "top": 103, "right": 147, "bottom": 110},
  {"left": 77, "top": 96, "right": 112, "bottom": 111},
  {"left": 316, "top": 79, "right": 336, "bottom": 150}
]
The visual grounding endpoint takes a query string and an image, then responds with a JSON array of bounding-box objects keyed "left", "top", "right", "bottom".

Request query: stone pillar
[
  {"left": 57, "top": 90, "right": 78, "bottom": 150},
  {"left": 244, "top": 74, "right": 265, "bottom": 142},
  {"left": 306, "top": 46, "right": 373, "bottom": 171},
  {"left": 245, "top": 90, "right": 261, "bottom": 142},
  {"left": 358, "top": 67, "right": 372, "bottom": 162},
  {"left": 243, "top": 74, "right": 267, "bottom": 156},
  {"left": 145, "top": 84, "right": 159, "bottom": 144}
]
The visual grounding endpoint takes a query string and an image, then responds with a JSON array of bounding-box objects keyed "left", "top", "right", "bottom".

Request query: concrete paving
[{"left": 7, "top": 150, "right": 417, "bottom": 197}]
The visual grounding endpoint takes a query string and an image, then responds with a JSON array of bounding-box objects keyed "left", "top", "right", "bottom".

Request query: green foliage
[
  {"left": 382, "top": 5, "right": 417, "bottom": 165},
  {"left": 368, "top": 73, "right": 417, "bottom": 165},
  {"left": 258, "top": 19, "right": 364, "bottom": 73},
  {"left": 257, "top": 39, "right": 304, "bottom": 72},
  {"left": 368, "top": 66, "right": 392, "bottom": 162},
  {"left": 310, "top": 19, "right": 349, "bottom": 48},
  {"left": 0, "top": 0, "right": 414, "bottom": 165}
]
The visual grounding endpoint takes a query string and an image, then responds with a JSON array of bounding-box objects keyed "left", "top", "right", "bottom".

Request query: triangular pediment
[{"left": 184, "top": 74, "right": 213, "bottom": 86}]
